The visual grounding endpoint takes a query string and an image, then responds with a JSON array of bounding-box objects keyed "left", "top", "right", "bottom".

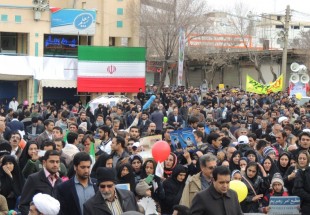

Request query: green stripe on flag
[
  {"left": 90, "top": 142, "right": 96, "bottom": 169},
  {"left": 78, "top": 46, "right": 146, "bottom": 62}
]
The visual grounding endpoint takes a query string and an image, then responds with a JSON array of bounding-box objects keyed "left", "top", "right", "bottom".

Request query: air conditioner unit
[{"left": 34, "top": 11, "right": 41, "bottom": 20}]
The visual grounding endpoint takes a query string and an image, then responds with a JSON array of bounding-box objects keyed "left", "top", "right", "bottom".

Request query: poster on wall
[{"left": 51, "top": 9, "right": 97, "bottom": 35}]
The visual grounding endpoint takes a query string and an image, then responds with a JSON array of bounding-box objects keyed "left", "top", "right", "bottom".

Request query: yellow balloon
[
  {"left": 229, "top": 180, "right": 248, "bottom": 202},
  {"left": 296, "top": 93, "right": 302, "bottom": 100}
]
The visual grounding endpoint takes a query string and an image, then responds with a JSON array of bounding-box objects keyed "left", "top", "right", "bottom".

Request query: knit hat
[
  {"left": 271, "top": 173, "right": 284, "bottom": 187},
  {"left": 33, "top": 193, "right": 60, "bottom": 215},
  {"left": 96, "top": 167, "right": 116, "bottom": 184},
  {"left": 238, "top": 135, "right": 249, "bottom": 145},
  {"left": 278, "top": 116, "right": 288, "bottom": 124},
  {"left": 135, "top": 179, "right": 151, "bottom": 196},
  {"left": 263, "top": 146, "right": 276, "bottom": 158}
]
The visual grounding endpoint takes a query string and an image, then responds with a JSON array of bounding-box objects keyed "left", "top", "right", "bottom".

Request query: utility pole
[{"left": 281, "top": 5, "right": 290, "bottom": 90}]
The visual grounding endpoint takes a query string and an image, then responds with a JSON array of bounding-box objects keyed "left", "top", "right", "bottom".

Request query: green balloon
[{"left": 163, "top": 116, "right": 168, "bottom": 123}]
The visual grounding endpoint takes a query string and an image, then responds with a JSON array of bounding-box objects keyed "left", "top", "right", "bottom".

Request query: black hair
[
  {"left": 53, "top": 126, "right": 63, "bottom": 134},
  {"left": 42, "top": 150, "right": 60, "bottom": 161},
  {"left": 256, "top": 139, "right": 268, "bottom": 151},
  {"left": 213, "top": 166, "right": 231, "bottom": 181},
  {"left": 114, "top": 136, "right": 126, "bottom": 148},
  {"left": 67, "top": 132, "right": 78, "bottom": 144},
  {"left": 99, "top": 125, "right": 111, "bottom": 136},
  {"left": 73, "top": 152, "right": 92, "bottom": 166},
  {"left": 41, "top": 140, "right": 56, "bottom": 150},
  {"left": 173, "top": 205, "right": 191, "bottom": 215},
  {"left": 44, "top": 119, "right": 54, "bottom": 127},
  {"left": 207, "top": 133, "right": 220, "bottom": 144},
  {"left": 54, "top": 138, "right": 66, "bottom": 148}
]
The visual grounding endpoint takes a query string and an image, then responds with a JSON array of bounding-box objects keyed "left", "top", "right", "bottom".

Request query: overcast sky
[{"left": 207, "top": 0, "right": 310, "bottom": 21}]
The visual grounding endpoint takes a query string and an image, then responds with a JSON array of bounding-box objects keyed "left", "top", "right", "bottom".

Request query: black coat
[
  {"left": 293, "top": 167, "right": 310, "bottom": 215},
  {"left": 160, "top": 164, "right": 187, "bottom": 214},
  {"left": 83, "top": 189, "right": 139, "bottom": 215},
  {"left": 190, "top": 184, "right": 243, "bottom": 215},
  {"left": 56, "top": 177, "right": 98, "bottom": 215},
  {"left": 19, "top": 169, "right": 62, "bottom": 215}
]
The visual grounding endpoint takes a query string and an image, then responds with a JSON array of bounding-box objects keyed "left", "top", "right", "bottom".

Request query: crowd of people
[{"left": 0, "top": 86, "right": 309, "bottom": 215}]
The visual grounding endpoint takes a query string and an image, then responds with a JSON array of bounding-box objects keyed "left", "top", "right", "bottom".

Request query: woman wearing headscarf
[
  {"left": 18, "top": 141, "right": 38, "bottom": 171},
  {"left": 160, "top": 164, "right": 188, "bottom": 215},
  {"left": 140, "top": 159, "right": 165, "bottom": 202},
  {"left": 129, "top": 154, "right": 143, "bottom": 185},
  {"left": 262, "top": 156, "right": 279, "bottom": 182},
  {"left": 229, "top": 150, "right": 242, "bottom": 172},
  {"left": 0, "top": 155, "right": 24, "bottom": 210},
  {"left": 116, "top": 163, "right": 136, "bottom": 192},
  {"left": 276, "top": 152, "right": 291, "bottom": 177},
  {"left": 90, "top": 152, "right": 113, "bottom": 178},
  {"left": 241, "top": 161, "right": 269, "bottom": 213},
  {"left": 164, "top": 152, "right": 178, "bottom": 179},
  {"left": 293, "top": 150, "right": 310, "bottom": 215},
  {"left": 284, "top": 150, "right": 309, "bottom": 195}
]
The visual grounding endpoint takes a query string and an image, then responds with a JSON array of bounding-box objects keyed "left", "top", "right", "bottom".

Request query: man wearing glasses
[
  {"left": 83, "top": 167, "right": 138, "bottom": 215},
  {"left": 180, "top": 154, "right": 217, "bottom": 207}
]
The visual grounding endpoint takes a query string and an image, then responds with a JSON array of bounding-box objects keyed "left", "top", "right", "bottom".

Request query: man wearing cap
[
  {"left": 83, "top": 167, "right": 139, "bottom": 215},
  {"left": 29, "top": 193, "right": 60, "bottom": 215}
]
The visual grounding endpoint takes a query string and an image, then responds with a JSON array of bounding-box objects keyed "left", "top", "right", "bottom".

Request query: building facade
[{"left": 0, "top": 0, "right": 140, "bottom": 105}]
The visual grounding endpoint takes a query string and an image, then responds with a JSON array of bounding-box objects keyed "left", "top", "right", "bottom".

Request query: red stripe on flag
[{"left": 77, "top": 77, "right": 145, "bottom": 93}]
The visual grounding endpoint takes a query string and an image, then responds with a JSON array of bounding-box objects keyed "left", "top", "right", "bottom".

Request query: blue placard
[
  {"left": 170, "top": 128, "right": 197, "bottom": 152},
  {"left": 269, "top": 196, "right": 300, "bottom": 215},
  {"left": 51, "top": 9, "right": 97, "bottom": 35}
]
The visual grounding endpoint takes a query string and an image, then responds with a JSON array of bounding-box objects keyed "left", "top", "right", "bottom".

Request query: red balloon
[{"left": 152, "top": 141, "right": 171, "bottom": 162}]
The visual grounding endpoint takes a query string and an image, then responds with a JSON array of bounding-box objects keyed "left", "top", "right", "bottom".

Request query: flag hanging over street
[{"left": 77, "top": 46, "right": 146, "bottom": 92}]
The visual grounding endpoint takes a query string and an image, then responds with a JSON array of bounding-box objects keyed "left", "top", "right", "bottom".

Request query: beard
[{"left": 101, "top": 191, "right": 112, "bottom": 200}]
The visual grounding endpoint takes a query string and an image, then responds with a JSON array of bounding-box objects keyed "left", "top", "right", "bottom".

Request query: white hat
[
  {"left": 237, "top": 135, "right": 249, "bottom": 144},
  {"left": 33, "top": 193, "right": 60, "bottom": 215},
  {"left": 133, "top": 142, "right": 140, "bottom": 148},
  {"left": 78, "top": 122, "right": 87, "bottom": 131},
  {"left": 278, "top": 116, "right": 288, "bottom": 124}
]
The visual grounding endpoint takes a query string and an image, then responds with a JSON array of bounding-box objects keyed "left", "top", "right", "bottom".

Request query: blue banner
[{"left": 51, "top": 9, "right": 96, "bottom": 35}]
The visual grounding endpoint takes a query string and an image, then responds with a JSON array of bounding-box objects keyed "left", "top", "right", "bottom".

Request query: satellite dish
[
  {"left": 290, "top": 74, "right": 299, "bottom": 83},
  {"left": 290, "top": 62, "right": 300, "bottom": 72},
  {"left": 300, "top": 74, "right": 310, "bottom": 84}
]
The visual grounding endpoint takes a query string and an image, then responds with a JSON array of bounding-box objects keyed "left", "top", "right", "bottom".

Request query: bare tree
[
  {"left": 227, "top": 2, "right": 269, "bottom": 83},
  {"left": 290, "top": 30, "right": 310, "bottom": 49},
  {"left": 128, "top": 0, "right": 208, "bottom": 92}
]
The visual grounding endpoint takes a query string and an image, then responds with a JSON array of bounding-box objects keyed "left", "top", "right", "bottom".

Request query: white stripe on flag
[{"left": 78, "top": 62, "right": 145, "bottom": 77}]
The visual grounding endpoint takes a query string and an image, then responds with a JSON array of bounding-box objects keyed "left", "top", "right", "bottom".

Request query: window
[
  {"left": 1, "top": 14, "right": 8, "bottom": 22},
  {"left": 0, "top": 32, "right": 17, "bottom": 54},
  {"left": 117, "top": 8, "right": 123, "bottom": 15},
  {"left": 275, "top": 25, "right": 284, "bottom": 29},
  {"left": 15, "top": 15, "right": 22, "bottom": 23},
  {"left": 117, "top": 21, "right": 123, "bottom": 28}
]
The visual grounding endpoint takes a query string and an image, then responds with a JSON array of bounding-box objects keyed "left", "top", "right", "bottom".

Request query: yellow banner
[{"left": 246, "top": 75, "right": 283, "bottom": 94}]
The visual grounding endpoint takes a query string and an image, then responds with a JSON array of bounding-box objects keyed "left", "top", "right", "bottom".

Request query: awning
[
  {"left": 0, "top": 74, "right": 32, "bottom": 81},
  {"left": 41, "top": 80, "right": 77, "bottom": 88}
]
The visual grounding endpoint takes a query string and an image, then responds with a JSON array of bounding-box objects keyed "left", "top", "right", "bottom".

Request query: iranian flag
[{"left": 77, "top": 46, "right": 146, "bottom": 92}]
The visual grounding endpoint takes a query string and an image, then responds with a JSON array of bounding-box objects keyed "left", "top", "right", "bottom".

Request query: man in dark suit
[
  {"left": 83, "top": 167, "right": 139, "bottom": 215},
  {"left": 6, "top": 111, "right": 24, "bottom": 132},
  {"left": 190, "top": 166, "right": 242, "bottom": 215},
  {"left": 138, "top": 111, "right": 152, "bottom": 134},
  {"left": 19, "top": 150, "right": 62, "bottom": 215},
  {"left": 24, "top": 117, "right": 45, "bottom": 141},
  {"left": 168, "top": 107, "right": 183, "bottom": 129},
  {"left": 36, "top": 119, "right": 54, "bottom": 148},
  {"left": 57, "top": 152, "right": 97, "bottom": 215}
]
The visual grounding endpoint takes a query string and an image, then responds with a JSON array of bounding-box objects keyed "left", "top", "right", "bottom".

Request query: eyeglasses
[{"left": 99, "top": 184, "right": 114, "bottom": 189}]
